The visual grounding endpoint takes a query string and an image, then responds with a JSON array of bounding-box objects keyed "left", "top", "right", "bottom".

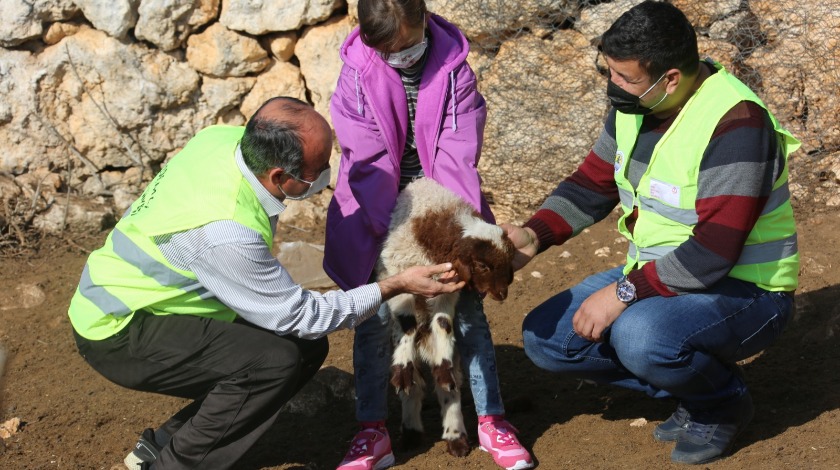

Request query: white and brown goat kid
[{"left": 376, "top": 178, "right": 515, "bottom": 457}]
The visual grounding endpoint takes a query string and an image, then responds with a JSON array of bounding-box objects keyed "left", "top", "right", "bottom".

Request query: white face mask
[
  {"left": 378, "top": 37, "right": 427, "bottom": 69},
  {"left": 279, "top": 167, "right": 331, "bottom": 201}
]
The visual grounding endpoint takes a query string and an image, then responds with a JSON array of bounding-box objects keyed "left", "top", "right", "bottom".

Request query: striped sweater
[{"left": 524, "top": 75, "right": 785, "bottom": 299}]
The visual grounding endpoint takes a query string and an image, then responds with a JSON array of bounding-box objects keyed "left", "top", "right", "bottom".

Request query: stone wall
[{"left": 0, "top": 0, "right": 837, "bottom": 234}]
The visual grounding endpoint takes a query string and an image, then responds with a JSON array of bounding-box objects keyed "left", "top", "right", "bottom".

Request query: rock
[
  {"left": 20, "top": 28, "right": 202, "bottom": 179},
  {"left": 199, "top": 76, "right": 256, "bottom": 124},
  {"left": 0, "top": 284, "right": 46, "bottom": 311},
  {"left": 296, "top": 16, "right": 356, "bottom": 123},
  {"left": 479, "top": 30, "right": 604, "bottom": 211},
  {"left": 74, "top": 0, "right": 139, "bottom": 39},
  {"left": 280, "top": 366, "right": 354, "bottom": 416},
  {"left": 276, "top": 191, "right": 330, "bottom": 230},
  {"left": 186, "top": 23, "right": 271, "bottom": 77},
  {"left": 267, "top": 32, "right": 298, "bottom": 62},
  {"left": 0, "top": 0, "right": 78, "bottom": 47},
  {"left": 220, "top": 0, "right": 343, "bottom": 35},
  {"left": 0, "top": 418, "right": 21, "bottom": 439},
  {"left": 708, "top": 11, "right": 753, "bottom": 42},
  {"left": 748, "top": 0, "right": 840, "bottom": 155},
  {"left": 276, "top": 241, "right": 336, "bottom": 289},
  {"left": 577, "top": 0, "right": 644, "bottom": 41},
  {"left": 0, "top": 48, "right": 38, "bottom": 167},
  {"left": 0, "top": 174, "right": 23, "bottom": 205},
  {"left": 112, "top": 187, "right": 139, "bottom": 216},
  {"left": 136, "top": 0, "right": 220, "bottom": 51},
  {"left": 347, "top": 0, "right": 359, "bottom": 21},
  {"left": 672, "top": 0, "right": 742, "bottom": 28},
  {"left": 427, "top": 0, "right": 575, "bottom": 47},
  {"left": 239, "top": 61, "right": 307, "bottom": 120},
  {"left": 697, "top": 37, "right": 739, "bottom": 71},
  {"left": 33, "top": 195, "right": 115, "bottom": 233},
  {"left": 0, "top": 1, "right": 44, "bottom": 46},
  {"left": 43, "top": 22, "right": 82, "bottom": 45}
]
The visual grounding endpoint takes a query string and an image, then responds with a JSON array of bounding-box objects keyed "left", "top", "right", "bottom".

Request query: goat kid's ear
[{"left": 452, "top": 258, "right": 472, "bottom": 285}]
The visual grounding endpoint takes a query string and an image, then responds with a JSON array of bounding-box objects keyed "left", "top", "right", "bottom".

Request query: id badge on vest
[{"left": 649, "top": 178, "right": 681, "bottom": 206}]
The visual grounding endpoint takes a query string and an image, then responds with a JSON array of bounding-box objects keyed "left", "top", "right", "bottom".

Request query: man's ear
[
  {"left": 267, "top": 167, "right": 286, "bottom": 186},
  {"left": 664, "top": 68, "right": 682, "bottom": 94}
]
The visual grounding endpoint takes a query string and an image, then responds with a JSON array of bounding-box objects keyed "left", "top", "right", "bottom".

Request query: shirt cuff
[
  {"left": 346, "top": 283, "right": 384, "bottom": 325},
  {"left": 523, "top": 218, "right": 559, "bottom": 254}
]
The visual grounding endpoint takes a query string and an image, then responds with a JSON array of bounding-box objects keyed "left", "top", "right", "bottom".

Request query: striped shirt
[
  {"left": 397, "top": 36, "right": 429, "bottom": 191},
  {"left": 151, "top": 149, "right": 382, "bottom": 339},
  {"left": 525, "top": 63, "right": 785, "bottom": 299}
]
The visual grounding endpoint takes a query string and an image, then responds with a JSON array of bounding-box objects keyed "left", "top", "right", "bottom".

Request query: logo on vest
[
  {"left": 130, "top": 165, "right": 169, "bottom": 216},
  {"left": 614, "top": 150, "right": 625, "bottom": 173}
]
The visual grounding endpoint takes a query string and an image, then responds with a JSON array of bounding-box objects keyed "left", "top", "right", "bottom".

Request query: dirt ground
[{"left": 1, "top": 195, "right": 839, "bottom": 469}]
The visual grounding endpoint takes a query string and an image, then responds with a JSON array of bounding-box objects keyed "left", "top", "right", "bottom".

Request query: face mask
[
  {"left": 279, "top": 167, "right": 331, "bottom": 201},
  {"left": 378, "top": 37, "right": 427, "bottom": 69},
  {"left": 607, "top": 73, "right": 668, "bottom": 115}
]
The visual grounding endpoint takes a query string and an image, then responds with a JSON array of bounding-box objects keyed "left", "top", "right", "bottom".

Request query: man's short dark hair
[
  {"left": 358, "top": 0, "right": 427, "bottom": 54},
  {"left": 240, "top": 97, "right": 309, "bottom": 176},
  {"left": 600, "top": 1, "right": 700, "bottom": 78}
]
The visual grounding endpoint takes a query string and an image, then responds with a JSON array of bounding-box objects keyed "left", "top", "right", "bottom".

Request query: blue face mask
[
  {"left": 377, "top": 37, "right": 427, "bottom": 69},
  {"left": 607, "top": 72, "right": 668, "bottom": 115},
  {"left": 279, "top": 167, "right": 331, "bottom": 201}
]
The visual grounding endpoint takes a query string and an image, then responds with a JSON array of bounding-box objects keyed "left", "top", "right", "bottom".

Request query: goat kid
[{"left": 376, "top": 178, "right": 515, "bottom": 457}]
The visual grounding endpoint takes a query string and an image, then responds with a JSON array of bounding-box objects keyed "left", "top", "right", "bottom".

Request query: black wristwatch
[{"left": 616, "top": 275, "right": 637, "bottom": 305}]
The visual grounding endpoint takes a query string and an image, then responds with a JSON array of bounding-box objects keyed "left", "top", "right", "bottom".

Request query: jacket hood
[{"left": 339, "top": 14, "right": 470, "bottom": 74}]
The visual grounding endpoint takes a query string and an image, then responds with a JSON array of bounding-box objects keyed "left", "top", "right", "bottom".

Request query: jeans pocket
[{"left": 733, "top": 292, "right": 792, "bottom": 361}]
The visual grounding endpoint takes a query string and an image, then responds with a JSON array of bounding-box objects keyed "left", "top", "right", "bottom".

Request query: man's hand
[
  {"left": 572, "top": 283, "right": 628, "bottom": 343},
  {"left": 500, "top": 224, "right": 539, "bottom": 271},
  {"left": 377, "top": 263, "right": 466, "bottom": 300}
]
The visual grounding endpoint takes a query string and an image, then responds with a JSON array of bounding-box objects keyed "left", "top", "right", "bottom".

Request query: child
[{"left": 324, "top": 1, "right": 534, "bottom": 469}]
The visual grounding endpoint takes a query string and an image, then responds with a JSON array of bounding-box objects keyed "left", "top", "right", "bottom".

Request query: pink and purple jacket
[{"left": 323, "top": 14, "right": 491, "bottom": 290}]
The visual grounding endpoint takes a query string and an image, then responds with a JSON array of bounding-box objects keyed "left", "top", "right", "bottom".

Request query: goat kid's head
[{"left": 453, "top": 235, "right": 515, "bottom": 301}]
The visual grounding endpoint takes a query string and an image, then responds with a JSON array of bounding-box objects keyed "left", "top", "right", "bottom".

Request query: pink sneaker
[
  {"left": 336, "top": 427, "right": 395, "bottom": 470},
  {"left": 478, "top": 420, "right": 534, "bottom": 470}
]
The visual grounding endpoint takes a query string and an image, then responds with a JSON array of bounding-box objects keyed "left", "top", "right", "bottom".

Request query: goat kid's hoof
[
  {"left": 445, "top": 434, "right": 470, "bottom": 457},
  {"left": 390, "top": 362, "right": 415, "bottom": 393},
  {"left": 400, "top": 426, "right": 424, "bottom": 451}
]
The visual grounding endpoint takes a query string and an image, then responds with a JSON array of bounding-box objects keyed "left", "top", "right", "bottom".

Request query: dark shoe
[
  {"left": 123, "top": 428, "right": 161, "bottom": 469},
  {"left": 671, "top": 392, "right": 755, "bottom": 464},
  {"left": 653, "top": 403, "right": 690, "bottom": 442}
]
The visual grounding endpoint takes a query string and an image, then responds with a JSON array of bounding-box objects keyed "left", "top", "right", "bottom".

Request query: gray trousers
[{"left": 73, "top": 310, "right": 328, "bottom": 469}]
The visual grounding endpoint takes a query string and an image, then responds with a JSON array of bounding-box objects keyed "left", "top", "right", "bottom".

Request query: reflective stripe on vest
[
  {"left": 620, "top": 183, "right": 792, "bottom": 227},
  {"left": 628, "top": 233, "right": 798, "bottom": 265},
  {"left": 76, "top": 228, "right": 210, "bottom": 317}
]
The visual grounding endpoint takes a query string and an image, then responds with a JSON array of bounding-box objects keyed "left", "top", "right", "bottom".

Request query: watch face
[{"left": 617, "top": 280, "right": 636, "bottom": 303}]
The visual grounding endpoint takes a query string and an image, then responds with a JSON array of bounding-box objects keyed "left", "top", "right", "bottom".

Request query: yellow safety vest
[
  {"left": 613, "top": 61, "right": 800, "bottom": 292},
  {"left": 68, "top": 126, "right": 274, "bottom": 340}
]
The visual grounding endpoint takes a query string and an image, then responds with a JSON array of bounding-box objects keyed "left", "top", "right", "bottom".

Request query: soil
[{"left": 1, "top": 199, "right": 839, "bottom": 470}]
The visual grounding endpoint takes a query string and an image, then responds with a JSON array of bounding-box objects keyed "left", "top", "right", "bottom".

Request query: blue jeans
[
  {"left": 522, "top": 266, "right": 793, "bottom": 411},
  {"left": 354, "top": 291, "right": 505, "bottom": 421}
]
